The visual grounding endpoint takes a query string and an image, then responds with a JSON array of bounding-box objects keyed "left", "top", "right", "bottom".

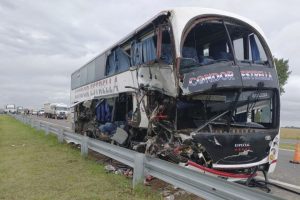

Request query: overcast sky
[{"left": 0, "top": 0, "right": 299, "bottom": 126}]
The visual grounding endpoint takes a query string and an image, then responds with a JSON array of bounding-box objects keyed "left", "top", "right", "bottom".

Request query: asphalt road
[
  {"left": 269, "top": 150, "right": 299, "bottom": 186},
  {"left": 30, "top": 115, "right": 72, "bottom": 130},
  {"left": 28, "top": 115, "right": 300, "bottom": 199},
  {"left": 281, "top": 139, "right": 299, "bottom": 145},
  {"left": 266, "top": 149, "right": 300, "bottom": 200}
]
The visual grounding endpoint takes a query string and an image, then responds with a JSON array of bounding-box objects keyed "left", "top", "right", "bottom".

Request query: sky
[{"left": 0, "top": 0, "right": 299, "bottom": 126}]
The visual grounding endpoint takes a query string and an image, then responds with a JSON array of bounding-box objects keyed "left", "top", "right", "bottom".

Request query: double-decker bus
[{"left": 70, "top": 8, "right": 280, "bottom": 181}]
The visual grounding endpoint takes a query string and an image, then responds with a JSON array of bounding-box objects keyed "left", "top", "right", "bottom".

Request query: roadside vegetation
[
  {"left": 280, "top": 128, "right": 300, "bottom": 140},
  {"left": 0, "top": 115, "right": 160, "bottom": 200},
  {"left": 279, "top": 143, "right": 296, "bottom": 150}
]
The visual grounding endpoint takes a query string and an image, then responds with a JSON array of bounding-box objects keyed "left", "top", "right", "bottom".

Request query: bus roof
[
  {"left": 72, "top": 7, "right": 267, "bottom": 74},
  {"left": 168, "top": 7, "right": 267, "bottom": 56}
]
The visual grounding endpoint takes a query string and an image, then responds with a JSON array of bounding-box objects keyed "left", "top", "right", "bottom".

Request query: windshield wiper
[
  {"left": 226, "top": 89, "right": 242, "bottom": 132},
  {"left": 193, "top": 110, "right": 230, "bottom": 133},
  {"left": 246, "top": 82, "right": 264, "bottom": 121}
]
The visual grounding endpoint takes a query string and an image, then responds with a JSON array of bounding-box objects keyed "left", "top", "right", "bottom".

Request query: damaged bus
[{"left": 70, "top": 8, "right": 280, "bottom": 182}]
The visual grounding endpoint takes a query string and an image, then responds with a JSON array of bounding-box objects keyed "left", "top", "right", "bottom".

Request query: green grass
[
  {"left": 279, "top": 143, "right": 296, "bottom": 150},
  {"left": 0, "top": 116, "right": 160, "bottom": 200},
  {"left": 280, "top": 128, "right": 300, "bottom": 140}
]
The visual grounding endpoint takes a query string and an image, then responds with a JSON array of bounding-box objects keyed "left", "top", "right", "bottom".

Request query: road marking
[
  {"left": 257, "top": 176, "right": 300, "bottom": 190},
  {"left": 279, "top": 148, "right": 294, "bottom": 152}
]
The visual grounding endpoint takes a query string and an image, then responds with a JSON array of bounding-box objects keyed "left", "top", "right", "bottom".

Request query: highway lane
[
  {"left": 29, "top": 115, "right": 72, "bottom": 130},
  {"left": 265, "top": 149, "right": 300, "bottom": 200},
  {"left": 281, "top": 139, "right": 299, "bottom": 145},
  {"left": 269, "top": 149, "right": 300, "bottom": 186},
  {"left": 26, "top": 115, "right": 300, "bottom": 199}
]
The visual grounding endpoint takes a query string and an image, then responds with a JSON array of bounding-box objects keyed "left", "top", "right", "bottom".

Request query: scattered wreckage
[{"left": 70, "top": 8, "right": 280, "bottom": 183}]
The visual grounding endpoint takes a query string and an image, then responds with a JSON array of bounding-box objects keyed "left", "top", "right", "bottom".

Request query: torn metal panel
[{"left": 137, "top": 63, "right": 177, "bottom": 97}]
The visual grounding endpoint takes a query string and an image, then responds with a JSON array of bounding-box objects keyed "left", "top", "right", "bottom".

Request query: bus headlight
[{"left": 269, "top": 148, "right": 276, "bottom": 161}]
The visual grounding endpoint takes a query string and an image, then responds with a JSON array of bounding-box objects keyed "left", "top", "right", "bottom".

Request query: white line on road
[{"left": 257, "top": 176, "right": 300, "bottom": 190}]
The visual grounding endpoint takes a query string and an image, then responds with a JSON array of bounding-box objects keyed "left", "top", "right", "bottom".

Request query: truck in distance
[
  {"left": 44, "top": 103, "right": 68, "bottom": 119},
  {"left": 17, "top": 106, "right": 24, "bottom": 114},
  {"left": 5, "top": 104, "right": 16, "bottom": 114}
]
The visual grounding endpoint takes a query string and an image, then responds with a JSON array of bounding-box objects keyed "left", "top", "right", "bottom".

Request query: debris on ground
[
  {"left": 71, "top": 144, "right": 204, "bottom": 199},
  {"left": 104, "top": 164, "right": 116, "bottom": 173}
]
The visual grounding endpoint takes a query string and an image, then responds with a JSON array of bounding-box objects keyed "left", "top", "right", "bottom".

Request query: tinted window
[
  {"left": 71, "top": 70, "right": 80, "bottom": 89},
  {"left": 80, "top": 66, "right": 87, "bottom": 86},
  {"left": 95, "top": 54, "right": 106, "bottom": 80},
  {"left": 86, "top": 61, "right": 95, "bottom": 84}
]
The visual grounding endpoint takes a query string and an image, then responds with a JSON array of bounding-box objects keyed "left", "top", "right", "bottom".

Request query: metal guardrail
[{"left": 11, "top": 114, "right": 283, "bottom": 200}]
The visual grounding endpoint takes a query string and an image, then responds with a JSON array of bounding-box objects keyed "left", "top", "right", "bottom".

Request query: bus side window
[
  {"left": 106, "top": 51, "right": 117, "bottom": 76},
  {"left": 106, "top": 48, "right": 131, "bottom": 76},
  {"left": 161, "top": 30, "right": 173, "bottom": 64},
  {"left": 131, "top": 36, "right": 157, "bottom": 66}
]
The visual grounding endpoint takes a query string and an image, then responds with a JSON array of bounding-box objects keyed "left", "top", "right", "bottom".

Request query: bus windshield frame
[{"left": 180, "top": 18, "right": 272, "bottom": 74}]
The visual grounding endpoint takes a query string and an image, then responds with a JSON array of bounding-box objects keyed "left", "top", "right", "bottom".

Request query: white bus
[{"left": 70, "top": 8, "right": 280, "bottom": 181}]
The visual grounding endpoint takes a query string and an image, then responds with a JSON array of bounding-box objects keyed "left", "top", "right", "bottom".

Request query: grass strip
[{"left": 0, "top": 115, "right": 160, "bottom": 200}]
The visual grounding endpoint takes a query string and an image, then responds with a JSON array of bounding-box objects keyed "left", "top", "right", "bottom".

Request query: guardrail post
[
  {"left": 36, "top": 121, "right": 41, "bottom": 130},
  {"left": 45, "top": 124, "right": 50, "bottom": 135},
  {"left": 133, "top": 153, "right": 145, "bottom": 188},
  {"left": 81, "top": 134, "right": 89, "bottom": 157},
  {"left": 30, "top": 118, "right": 34, "bottom": 128},
  {"left": 58, "top": 128, "right": 64, "bottom": 143}
]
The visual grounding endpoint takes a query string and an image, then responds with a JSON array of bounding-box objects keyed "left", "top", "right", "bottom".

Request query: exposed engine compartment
[
  {"left": 74, "top": 91, "right": 216, "bottom": 169},
  {"left": 73, "top": 84, "right": 280, "bottom": 182}
]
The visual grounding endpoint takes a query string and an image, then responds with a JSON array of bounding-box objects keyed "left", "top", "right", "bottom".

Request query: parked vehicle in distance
[
  {"left": 32, "top": 110, "right": 38, "bottom": 115},
  {"left": 44, "top": 103, "right": 68, "bottom": 119},
  {"left": 37, "top": 108, "right": 45, "bottom": 116},
  {"left": 5, "top": 104, "right": 16, "bottom": 114},
  {"left": 17, "top": 106, "right": 24, "bottom": 114}
]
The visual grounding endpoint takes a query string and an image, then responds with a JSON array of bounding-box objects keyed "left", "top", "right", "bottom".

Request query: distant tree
[{"left": 274, "top": 57, "right": 291, "bottom": 95}]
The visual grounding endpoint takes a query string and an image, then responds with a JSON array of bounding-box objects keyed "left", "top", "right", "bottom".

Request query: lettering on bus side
[
  {"left": 240, "top": 70, "right": 273, "bottom": 81},
  {"left": 181, "top": 66, "right": 242, "bottom": 94},
  {"left": 74, "top": 77, "right": 119, "bottom": 101},
  {"left": 188, "top": 71, "right": 235, "bottom": 86}
]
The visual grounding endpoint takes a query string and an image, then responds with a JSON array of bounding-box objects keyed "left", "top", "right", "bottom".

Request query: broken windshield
[
  {"left": 226, "top": 21, "right": 268, "bottom": 65},
  {"left": 180, "top": 18, "right": 270, "bottom": 73},
  {"left": 176, "top": 90, "right": 275, "bottom": 131},
  {"left": 180, "top": 20, "right": 234, "bottom": 73}
]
